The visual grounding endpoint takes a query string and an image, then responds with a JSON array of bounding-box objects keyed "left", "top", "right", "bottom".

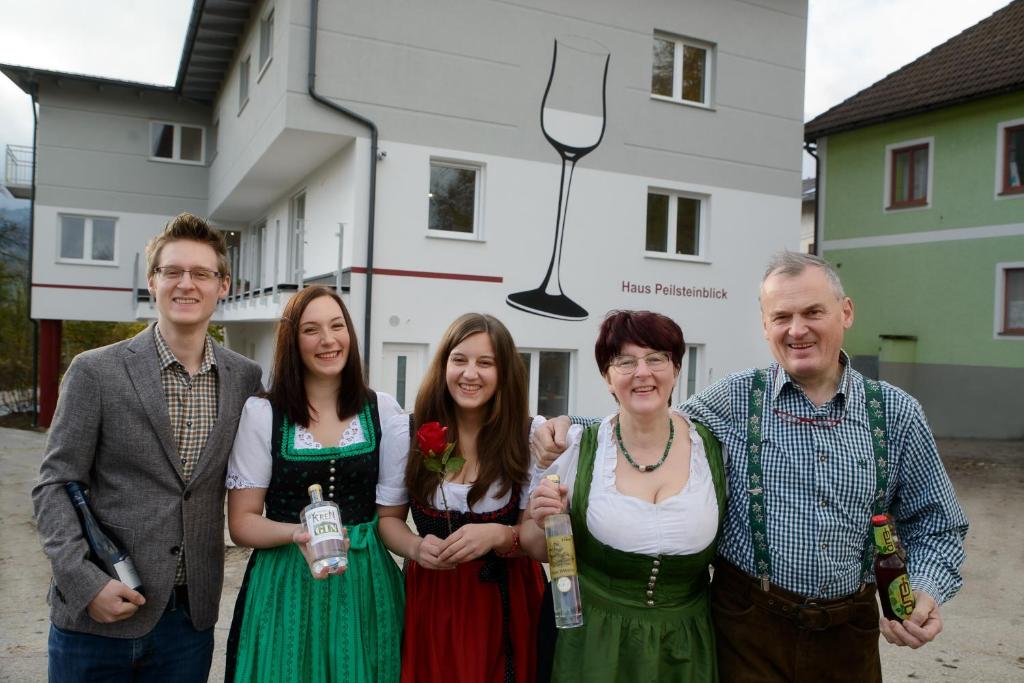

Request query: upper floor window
[
  {"left": 645, "top": 189, "right": 708, "bottom": 259},
  {"left": 651, "top": 33, "right": 713, "bottom": 107},
  {"left": 59, "top": 214, "right": 117, "bottom": 264},
  {"left": 428, "top": 159, "right": 483, "bottom": 239},
  {"left": 259, "top": 9, "right": 274, "bottom": 75},
  {"left": 150, "top": 122, "right": 205, "bottom": 164},
  {"left": 519, "top": 349, "right": 572, "bottom": 418},
  {"left": 997, "top": 264, "right": 1024, "bottom": 336},
  {"left": 239, "top": 55, "right": 251, "bottom": 113},
  {"left": 999, "top": 122, "right": 1023, "bottom": 196},
  {"left": 885, "top": 138, "right": 932, "bottom": 210}
]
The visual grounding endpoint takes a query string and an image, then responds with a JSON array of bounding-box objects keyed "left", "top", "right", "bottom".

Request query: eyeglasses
[
  {"left": 608, "top": 351, "right": 671, "bottom": 374},
  {"left": 771, "top": 402, "right": 848, "bottom": 428},
  {"left": 154, "top": 266, "right": 224, "bottom": 283}
]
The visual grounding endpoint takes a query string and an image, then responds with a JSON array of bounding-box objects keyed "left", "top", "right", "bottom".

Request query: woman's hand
[
  {"left": 292, "top": 525, "right": 350, "bottom": 579},
  {"left": 529, "top": 478, "right": 568, "bottom": 526},
  {"left": 438, "top": 524, "right": 505, "bottom": 565},
  {"left": 412, "top": 534, "right": 456, "bottom": 571}
]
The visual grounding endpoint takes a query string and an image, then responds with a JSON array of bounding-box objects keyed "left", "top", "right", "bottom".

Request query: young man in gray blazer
[{"left": 32, "top": 213, "right": 263, "bottom": 681}]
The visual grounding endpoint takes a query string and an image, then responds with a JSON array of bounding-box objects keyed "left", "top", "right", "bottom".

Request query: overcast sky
[{"left": 0, "top": 0, "right": 1015, "bottom": 194}]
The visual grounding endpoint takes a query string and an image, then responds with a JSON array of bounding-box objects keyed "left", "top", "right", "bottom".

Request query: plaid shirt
[
  {"left": 683, "top": 353, "right": 968, "bottom": 602},
  {"left": 154, "top": 325, "right": 219, "bottom": 585}
]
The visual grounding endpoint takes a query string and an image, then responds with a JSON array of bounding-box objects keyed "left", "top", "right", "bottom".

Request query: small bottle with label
[
  {"left": 301, "top": 484, "right": 347, "bottom": 575},
  {"left": 872, "top": 514, "right": 916, "bottom": 622},
  {"left": 543, "top": 474, "right": 583, "bottom": 629}
]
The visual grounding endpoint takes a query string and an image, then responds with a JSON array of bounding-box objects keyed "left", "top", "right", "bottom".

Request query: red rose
[{"left": 416, "top": 421, "right": 448, "bottom": 456}]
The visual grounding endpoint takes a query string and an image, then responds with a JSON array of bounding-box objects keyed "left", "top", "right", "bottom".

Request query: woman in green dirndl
[
  {"left": 223, "top": 286, "right": 404, "bottom": 682},
  {"left": 522, "top": 310, "right": 726, "bottom": 683}
]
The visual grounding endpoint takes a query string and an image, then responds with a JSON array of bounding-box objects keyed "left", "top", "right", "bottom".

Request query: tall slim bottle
[
  {"left": 872, "top": 514, "right": 916, "bottom": 622},
  {"left": 301, "top": 484, "right": 347, "bottom": 574},
  {"left": 64, "top": 482, "right": 144, "bottom": 594},
  {"left": 543, "top": 474, "right": 583, "bottom": 629}
]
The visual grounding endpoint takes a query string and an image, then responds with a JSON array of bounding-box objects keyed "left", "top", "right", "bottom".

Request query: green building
[{"left": 805, "top": 1, "right": 1023, "bottom": 439}]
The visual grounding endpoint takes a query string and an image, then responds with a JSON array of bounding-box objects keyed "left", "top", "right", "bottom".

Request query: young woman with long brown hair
[
  {"left": 224, "top": 286, "right": 404, "bottom": 682},
  {"left": 377, "top": 313, "right": 545, "bottom": 683}
]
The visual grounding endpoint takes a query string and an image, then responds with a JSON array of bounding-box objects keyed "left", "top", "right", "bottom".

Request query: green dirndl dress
[
  {"left": 551, "top": 421, "right": 727, "bottom": 683},
  {"left": 225, "top": 395, "right": 404, "bottom": 683}
]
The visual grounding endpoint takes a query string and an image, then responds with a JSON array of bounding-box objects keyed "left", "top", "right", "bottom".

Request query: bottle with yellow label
[
  {"left": 871, "top": 514, "right": 916, "bottom": 622},
  {"left": 543, "top": 474, "right": 583, "bottom": 629}
]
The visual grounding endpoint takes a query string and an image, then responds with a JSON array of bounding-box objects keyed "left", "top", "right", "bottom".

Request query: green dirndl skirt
[{"left": 230, "top": 517, "right": 404, "bottom": 683}]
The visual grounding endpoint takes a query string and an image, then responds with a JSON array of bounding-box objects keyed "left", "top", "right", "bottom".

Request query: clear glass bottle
[
  {"left": 543, "top": 474, "right": 583, "bottom": 628},
  {"left": 301, "top": 483, "right": 347, "bottom": 574}
]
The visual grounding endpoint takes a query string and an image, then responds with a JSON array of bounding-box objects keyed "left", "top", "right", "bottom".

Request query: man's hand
[
  {"left": 532, "top": 415, "right": 571, "bottom": 468},
  {"left": 293, "top": 526, "right": 350, "bottom": 579},
  {"left": 413, "top": 534, "right": 456, "bottom": 571},
  {"left": 86, "top": 579, "right": 146, "bottom": 623},
  {"left": 880, "top": 591, "right": 943, "bottom": 649},
  {"left": 438, "top": 524, "right": 503, "bottom": 565},
  {"left": 528, "top": 477, "right": 568, "bottom": 526}
]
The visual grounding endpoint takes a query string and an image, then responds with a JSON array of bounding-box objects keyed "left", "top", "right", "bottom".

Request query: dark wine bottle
[{"left": 64, "top": 482, "right": 144, "bottom": 594}]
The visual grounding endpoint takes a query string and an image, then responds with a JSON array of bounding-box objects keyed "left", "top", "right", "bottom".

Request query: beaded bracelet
[{"left": 496, "top": 524, "right": 520, "bottom": 557}]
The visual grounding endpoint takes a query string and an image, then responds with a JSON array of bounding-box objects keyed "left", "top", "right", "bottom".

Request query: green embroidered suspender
[{"left": 745, "top": 369, "right": 889, "bottom": 591}]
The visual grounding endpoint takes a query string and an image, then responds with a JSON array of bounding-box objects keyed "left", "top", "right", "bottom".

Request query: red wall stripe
[{"left": 349, "top": 267, "right": 502, "bottom": 283}]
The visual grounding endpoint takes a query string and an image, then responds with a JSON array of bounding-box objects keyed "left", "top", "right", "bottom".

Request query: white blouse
[
  {"left": 226, "top": 392, "right": 403, "bottom": 489},
  {"left": 530, "top": 410, "right": 720, "bottom": 556},
  {"left": 375, "top": 414, "right": 545, "bottom": 513}
]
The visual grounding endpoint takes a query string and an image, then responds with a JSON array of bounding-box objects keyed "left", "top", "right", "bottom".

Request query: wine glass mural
[{"left": 507, "top": 37, "right": 609, "bottom": 321}]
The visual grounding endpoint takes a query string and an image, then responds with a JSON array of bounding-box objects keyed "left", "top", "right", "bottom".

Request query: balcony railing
[{"left": 4, "top": 144, "right": 33, "bottom": 198}]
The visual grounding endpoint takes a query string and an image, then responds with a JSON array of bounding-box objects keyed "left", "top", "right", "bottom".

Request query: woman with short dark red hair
[{"left": 522, "top": 310, "right": 726, "bottom": 682}]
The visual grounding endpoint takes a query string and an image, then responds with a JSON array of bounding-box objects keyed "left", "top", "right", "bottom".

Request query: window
[
  {"left": 58, "top": 215, "right": 117, "bottom": 264},
  {"left": 672, "top": 345, "right": 704, "bottom": 404},
  {"left": 651, "top": 33, "right": 713, "bottom": 106},
  {"left": 996, "top": 264, "right": 1024, "bottom": 336},
  {"left": 259, "top": 9, "right": 274, "bottom": 74},
  {"left": 519, "top": 350, "right": 572, "bottom": 418},
  {"left": 885, "top": 139, "right": 932, "bottom": 209},
  {"left": 149, "top": 122, "right": 205, "bottom": 164},
  {"left": 428, "top": 160, "right": 483, "bottom": 238},
  {"left": 239, "top": 56, "right": 251, "bottom": 113},
  {"left": 1000, "top": 123, "right": 1023, "bottom": 195},
  {"left": 645, "top": 190, "right": 707, "bottom": 258}
]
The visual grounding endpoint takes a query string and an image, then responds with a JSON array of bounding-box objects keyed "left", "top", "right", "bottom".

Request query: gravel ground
[{"left": 1, "top": 427, "right": 1021, "bottom": 681}]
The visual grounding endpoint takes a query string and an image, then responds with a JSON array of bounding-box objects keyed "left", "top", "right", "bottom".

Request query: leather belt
[
  {"left": 166, "top": 584, "right": 190, "bottom": 612},
  {"left": 714, "top": 558, "right": 873, "bottom": 631}
]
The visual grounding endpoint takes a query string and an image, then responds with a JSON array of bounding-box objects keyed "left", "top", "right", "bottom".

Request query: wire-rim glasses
[
  {"left": 154, "top": 266, "right": 224, "bottom": 283},
  {"left": 609, "top": 352, "right": 671, "bottom": 374}
]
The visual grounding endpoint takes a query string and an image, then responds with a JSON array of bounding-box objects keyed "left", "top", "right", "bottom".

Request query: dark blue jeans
[{"left": 48, "top": 592, "right": 213, "bottom": 683}]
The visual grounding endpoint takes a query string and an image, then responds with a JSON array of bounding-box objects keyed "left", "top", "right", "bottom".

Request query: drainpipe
[
  {"left": 307, "top": 0, "right": 379, "bottom": 377},
  {"left": 803, "top": 140, "right": 820, "bottom": 256},
  {"left": 28, "top": 83, "right": 39, "bottom": 426}
]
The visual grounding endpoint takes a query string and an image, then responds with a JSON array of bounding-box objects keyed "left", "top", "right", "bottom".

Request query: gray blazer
[{"left": 32, "top": 324, "right": 263, "bottom": 638}]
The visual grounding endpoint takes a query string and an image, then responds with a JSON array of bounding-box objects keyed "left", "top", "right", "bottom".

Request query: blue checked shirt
[{"left": 682, "top": 353, "right": 968, "bottom": 602}]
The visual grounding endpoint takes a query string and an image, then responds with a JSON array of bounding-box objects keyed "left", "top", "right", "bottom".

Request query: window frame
[
  {"left": 884, "top": 138, "right": 933, "bottom": 211},
  {"left": 518, "top": 348, "right": 574, "bottom": 418},
  {"left": 57, "top": 213, "right": 119, "bottom": 266},
  {"left": 426, "top": 158, "right": 485, "bottom": 241},
  {"left": 644, "top": 187, "right": 711, "bottom": 262},
  {"left": 148, "top": 121, "right": 206, "bottom": 165},
  {"left": 258, "top": 7, "right": 274, "bottom": 79},
  {"left": 650, "top": 32, "right": 714, "bottom": 109},
  {"left": 239, "top": 55, "right": 251, "bottom": 114},
  {"left": 994, "top": 262, "right": 1024, "bottom": 338},
  {"left": 996, "top": 118, "right": 1024, "bottom": 198},
  {"left": 672, "top": 344, "right": 705, "bottom": 404}
]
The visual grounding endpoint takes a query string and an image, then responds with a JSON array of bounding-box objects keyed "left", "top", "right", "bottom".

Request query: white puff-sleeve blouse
[
  {"left": 529, "top": 410, "right": 720, "bottom": 556},
  {"left": 375, "top": 414, "right": 546, "bottom": 513},
  {"left": 226, "top": 392, "right": 404, "bottom": 489}
]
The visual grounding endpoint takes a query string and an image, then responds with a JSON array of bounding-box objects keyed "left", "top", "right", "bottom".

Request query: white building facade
[{"left": 3, "top": 0, "right": 809, "bottom": 423}]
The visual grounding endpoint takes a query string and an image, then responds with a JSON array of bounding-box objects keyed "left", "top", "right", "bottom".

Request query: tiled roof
[{"left": 805, "top": 0, "right": 1024, "bottom": 141}]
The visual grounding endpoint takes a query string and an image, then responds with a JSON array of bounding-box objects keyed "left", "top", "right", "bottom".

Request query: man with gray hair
[{"left": 534, "top": 251, "right": 967, "bottom": 681}]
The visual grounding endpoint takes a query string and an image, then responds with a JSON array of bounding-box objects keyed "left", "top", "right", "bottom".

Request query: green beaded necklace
[{"left": 614, "top": 416, "right": 674, "bottom": 473}]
